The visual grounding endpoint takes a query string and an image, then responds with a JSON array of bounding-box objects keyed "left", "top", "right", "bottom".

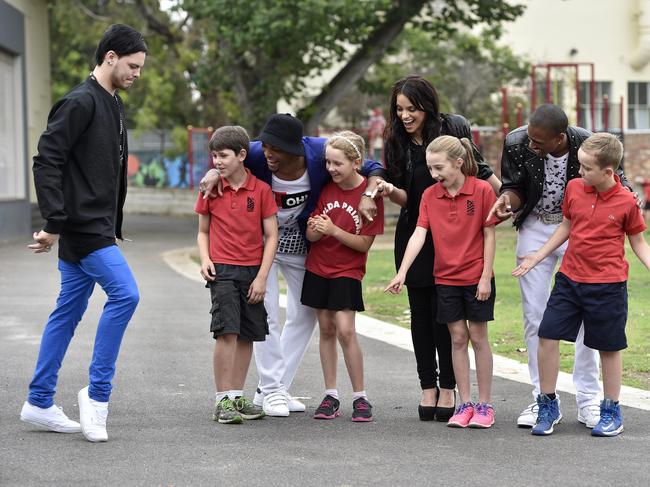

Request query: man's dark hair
[
  {"left": 95, "top": 24, "right": 147, "bottom": 65},
  {"left": 209, "top": 126, "right": 250, "bottom": 154},
  {"left": 529, "top": 104, "right": 569, "bottom": 135}
]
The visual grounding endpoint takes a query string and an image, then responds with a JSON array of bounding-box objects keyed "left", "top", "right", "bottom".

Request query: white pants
[
  {"left": 516, "top": 217, "right": 600, "bottom": 408},
  {"left": 254, "top": 253, "right": 317, "bottom": 395}
]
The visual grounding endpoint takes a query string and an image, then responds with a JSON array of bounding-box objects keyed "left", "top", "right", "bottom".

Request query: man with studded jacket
[{"left": 489, "top": 104, "right": 630, "bottom": 430}]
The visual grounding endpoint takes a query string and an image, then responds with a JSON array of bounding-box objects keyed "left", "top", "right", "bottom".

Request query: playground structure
[{"left": 501, "top": 62, "right": 624, "bottom": 136}]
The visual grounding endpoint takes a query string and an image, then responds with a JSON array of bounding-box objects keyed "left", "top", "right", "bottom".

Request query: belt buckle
[{"left": 538, "top": 212, "right": 562, "bottom": 225}]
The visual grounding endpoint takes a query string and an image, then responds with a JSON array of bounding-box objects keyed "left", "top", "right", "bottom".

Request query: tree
[
  {"left": 360, "top": 26, "right": 530, "bottom": 126},
  {"left": 47, "top": 0, "right": 525, "bottom": 134},
  {"left": 182, "top": 0, "right": 525, "bottom": 133},
  {"left": 48, "top": 0, "right": 198, "bottom": 133}
]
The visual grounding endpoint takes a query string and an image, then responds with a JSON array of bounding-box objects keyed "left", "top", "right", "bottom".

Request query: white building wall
[{"left": 502, "top": 0, "right": 650, "bottom": 129}]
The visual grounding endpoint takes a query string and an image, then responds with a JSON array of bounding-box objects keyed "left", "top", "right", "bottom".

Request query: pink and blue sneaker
[
  {"left": 468, "top": 402, "right": 495, "bottom": 428},
  {"left": 447, "top": 402, "right": 475, "bottom": 428}
]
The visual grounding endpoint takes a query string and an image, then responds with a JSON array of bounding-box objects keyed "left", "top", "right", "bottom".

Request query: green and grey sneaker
[
  {"left": 232, "top": 396, "right": 266, "bottom": 420},
  {"left": 213, "top": 398, "right": 243, "bottom": 424}
]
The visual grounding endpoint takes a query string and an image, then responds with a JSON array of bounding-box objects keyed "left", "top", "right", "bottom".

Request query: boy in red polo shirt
[
  {"left": 386, "top": 135, "right": 499, "bottom": 429},
  {"left": 513, "top": 132, "right": 650, "bottom": 437},
  {"left": 195, "top": 126, "right": 278, "bottom": 425}
]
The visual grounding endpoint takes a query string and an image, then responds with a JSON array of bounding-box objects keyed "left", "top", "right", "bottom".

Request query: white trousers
[
  {"left": 254, "top": 253, "right": 317, "bottom": 395},
  {"left": 516, "top": 217, "right": 600, "bottom": 408}
]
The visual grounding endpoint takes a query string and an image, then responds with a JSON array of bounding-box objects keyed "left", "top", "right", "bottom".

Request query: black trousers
[{"left": 407, "top": 285, "right": 455, "bottom": 390}]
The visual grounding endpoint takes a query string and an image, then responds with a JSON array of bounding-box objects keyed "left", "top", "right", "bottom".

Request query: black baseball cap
[{"left": 258, "top": 113, "right": 305, "bottom": 156}]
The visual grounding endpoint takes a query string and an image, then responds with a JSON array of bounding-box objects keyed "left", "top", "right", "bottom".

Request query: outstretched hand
[
  {"left": 512, "top": 254, "right": 539, "bottom": 277},
  {"left": 384, "top": 273, "right": 406, "bottom": 294}
]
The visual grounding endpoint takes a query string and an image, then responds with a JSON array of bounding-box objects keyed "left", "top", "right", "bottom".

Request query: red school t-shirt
[
  {"left": 194, "top": 169, "right": 277, "bottom": 266},
  {"left": 559, "top": 176, "right": 646, "bottom": 283},
  {"left": 416, "top": 176, "right": 498, "bottom": 286},
  {"left": 305, "top": 178, "right": 384, "bottom": 280}
]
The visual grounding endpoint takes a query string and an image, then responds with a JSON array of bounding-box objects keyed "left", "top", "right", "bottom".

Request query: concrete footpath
[{"left": 1, "top": 214, "right": 649, "bottom": 486}]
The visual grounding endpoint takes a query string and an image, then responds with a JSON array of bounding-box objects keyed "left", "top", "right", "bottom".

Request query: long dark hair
[{"left": 383, "top": 75, "right": 442, "bottom": 179}]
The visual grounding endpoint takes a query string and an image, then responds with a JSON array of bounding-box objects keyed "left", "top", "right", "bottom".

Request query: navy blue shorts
[
  {"left": 538, "top": 272, "right": 628, "bottom": 351},
  {"left": 206, "top": 263, "right": 268, "bottom": 342},
  {"left": 435, "top": 278, "right": 496, "bottom": 323}
]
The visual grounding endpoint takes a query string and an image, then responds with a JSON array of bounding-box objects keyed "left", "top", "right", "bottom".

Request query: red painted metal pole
[
  {"left": 531, "top": 65, "right": 537, "bottom": 112},
  {"left": 603, "top": 95, "right": 609, "bottom": 132},
  {"left": 575, "top": 65, "right": 580, "bottom": 127},
  {"left": 620, "top": 95, "right": 624, "bottom": 131},
  {"left": 546, "top": 65, "right": 552, "bottom": 104},
  {"left": 590, "top": 64, "right": 596, "bottom": 130},
  {"left": 188, "top": 125, "right": 194, "bottom": 190},
  {"left": 501, "top": 87, "right": 509, "bottom": 137}
]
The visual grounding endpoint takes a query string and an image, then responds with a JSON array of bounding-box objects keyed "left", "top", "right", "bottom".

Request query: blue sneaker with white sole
[
  {"left": 591, "top": 399, "right": 623, "bottom": 437},
  {"left": 531, "top": 394, "right": 562, "bottom": 436}
]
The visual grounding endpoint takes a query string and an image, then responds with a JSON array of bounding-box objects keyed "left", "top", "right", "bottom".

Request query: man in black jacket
[
  {"left": 20, "top": 24, "right": 146, "bottom": 443},
  {"left": 489, "top": 105, "right": 631, "bottom": 429}
]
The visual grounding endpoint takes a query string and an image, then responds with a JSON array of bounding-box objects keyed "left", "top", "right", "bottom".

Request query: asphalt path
[{"left": 1, "top": 214, "right": 649, "bottom": 486}]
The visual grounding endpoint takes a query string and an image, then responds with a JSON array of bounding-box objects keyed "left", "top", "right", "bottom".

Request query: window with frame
[
  {"left": 579, "top": 81, "right": 614, "bottom": 131},
  {"left": 628, "top": 82, "right": 650, "bottom": 130},
  {"left": 0, "top": 49, "right": 26, "bottom": 200}
]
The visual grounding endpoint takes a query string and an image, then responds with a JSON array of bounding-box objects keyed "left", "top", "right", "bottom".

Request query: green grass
[{"left": 364, "top": 225, "right": 650, "bottom": 390}]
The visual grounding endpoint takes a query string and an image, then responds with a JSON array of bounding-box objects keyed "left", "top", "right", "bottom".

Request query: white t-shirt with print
[
  {"left": 272, "top": 171, "right": 311, "bottom": 255},
  {"left": 534, "top": 152, "right": 569, "bottom": 214}
]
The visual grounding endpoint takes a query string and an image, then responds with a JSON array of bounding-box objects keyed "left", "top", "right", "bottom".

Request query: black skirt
[{"left": 301, "top": 270, "right": 365, "bottom": 311}]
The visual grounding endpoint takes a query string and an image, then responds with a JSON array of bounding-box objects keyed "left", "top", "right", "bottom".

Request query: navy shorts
[
  {"left": 538, "top": 272, "right": 628, "bottom": 351},
  {"left": 301, "top": 270, "right": 364, "bottom": 311},
  {"left": 206, "top": 263, "right": 268, "bottom": 342},
  {"left": 435, "top": 278, "right": 496, "bottom": 323}
]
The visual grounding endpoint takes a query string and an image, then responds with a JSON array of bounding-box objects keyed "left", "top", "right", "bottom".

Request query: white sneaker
[
  {"left": 78, "top": 386, "right": 109, "bottom": 442},
  {"left": 283, "top": 392, "right": 306, "bottom": 413},
  {"left": 516, "top": 402, "right": 539, "bottom": 427},
  {"left": 262, "top": 391, "right": 290, "bottom": 417},
  {"left": 20, "top": 401, "right": 81, "bottom": 433},
  {"left": 518, "top": 396, "right": 561, "bottom": 427},
  {"left": 578, "top": 403, "right": 601, "bottom": 428},
  {"left": 254, "top": 389, "right": 306, "bottom": 413}
]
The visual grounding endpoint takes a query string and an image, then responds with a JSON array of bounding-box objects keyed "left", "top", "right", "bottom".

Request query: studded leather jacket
[{"left": 500, "top": 125, "right": 630, "bottom": 229}]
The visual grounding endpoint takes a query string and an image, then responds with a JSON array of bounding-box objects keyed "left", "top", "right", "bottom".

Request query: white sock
[
  {"left": 353, "top": 390, "right": 367, "bottom": 400},
  {"left": 229, "top": 390, "right": 243, "bottom": 399},
  {"left": 325, "top": 389, "right": 339, "bottom": 400},
  {"left": 215, "top": 391, "right": 228, "bottom": 403}
]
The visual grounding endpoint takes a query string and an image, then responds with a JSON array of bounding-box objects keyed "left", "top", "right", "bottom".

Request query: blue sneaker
[
  {"left": 591, "top": 399, "right": 624, "bottom": 437},
  {"left": 531, "top": 394, "right": 562, "bottom": 436}
]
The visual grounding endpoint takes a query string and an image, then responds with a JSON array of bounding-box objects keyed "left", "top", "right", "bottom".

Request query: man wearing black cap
[{"left": 200, "top": 113, "right": 385, "bottom": 416}]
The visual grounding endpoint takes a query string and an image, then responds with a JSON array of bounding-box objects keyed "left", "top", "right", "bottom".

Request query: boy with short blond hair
[
  {"left": 513, "top": 132, "right": 650, "bottom": 437},
  {"left": 195, "top": 125, "right": 278, "bottom": 424}
]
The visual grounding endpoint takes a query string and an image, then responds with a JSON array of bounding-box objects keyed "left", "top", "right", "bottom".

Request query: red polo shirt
[
  {"left": 194, "top": 169, "right": 277, "bottom": 266},
  {"left": 559, "top": 176, "right": 646, "bottom": 283},
  {"left": 417, "top": 176, "right": 498, "bottom": 286}
]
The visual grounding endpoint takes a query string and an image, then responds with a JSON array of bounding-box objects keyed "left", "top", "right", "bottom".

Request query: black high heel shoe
[
  {"left": 418, "top": 386, "right": 439, "bottom": 421},
  {"left": 435, "top": 388, "right": 456, "bottom": 422}
]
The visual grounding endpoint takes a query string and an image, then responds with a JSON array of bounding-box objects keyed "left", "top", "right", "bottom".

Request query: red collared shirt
[
  {"left": 560, "top": 176, "right": 646, "bottom": 283},
  {"left": 417, "top": 176, "right": 497, "bottom": 286},
  {"left": 195, "top": 169, "right": 277, "bottom": 266}
]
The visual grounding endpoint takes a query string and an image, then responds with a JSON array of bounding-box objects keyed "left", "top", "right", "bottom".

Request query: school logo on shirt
[
  {"left": 247, "top": 197, "right": 255, "bottom": 212},
  {"left": 466, "top": 200, "right": 475, "bottom": 216}
]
